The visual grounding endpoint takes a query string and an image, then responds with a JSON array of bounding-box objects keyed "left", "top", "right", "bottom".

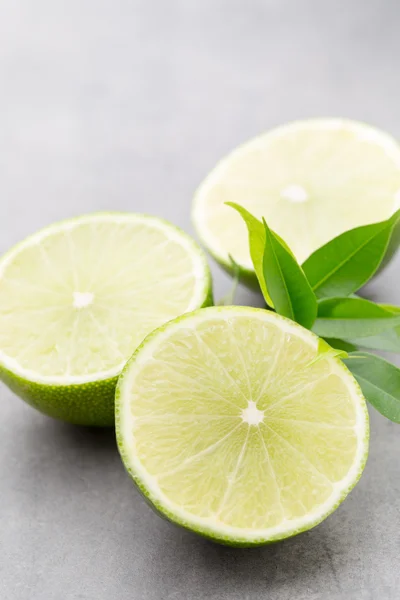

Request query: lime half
[
  {"left": 193, "top": 119, "right": 400, "bottom": 282},
  {"left": 116, "top": 306, "right": 369, "bottom": 546},
  {"left": 0, "top": 213, "right": 212, "bottom": 425}
]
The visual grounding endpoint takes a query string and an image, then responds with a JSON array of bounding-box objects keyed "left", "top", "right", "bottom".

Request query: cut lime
[
  {"left": 116, "top": 306, "right": 369, "bottom": 546},
  {"left": 193, "top": 119, "right": 400, "bottom": 283},
  {"left": 0, "top": 213, "right": 212, "bottom": 426}
]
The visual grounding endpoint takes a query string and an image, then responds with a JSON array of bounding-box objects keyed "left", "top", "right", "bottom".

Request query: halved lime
[
  {"left": 116, "top": 306, "right": 369, "bottom": 546},
  {"left": 0, "top": 213, "right": 212, "bottom": 426},
  {"left": 193, "top": 119, "right": 400, "bottom": 283}
]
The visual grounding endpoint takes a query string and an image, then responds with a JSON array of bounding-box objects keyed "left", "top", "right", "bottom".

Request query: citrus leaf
[
  {"left": 344, "top": 327, "right": 400, "bottom": 354},
  {"left": 262, "top": 218, "right": 317, "bottom": 329},
  {"left": 345, "top": 352, "right": 400, "bottom": 423},
  {"left": 307, "top": 338, "right": 348, "bottom": 367},
  {"left": 303, "top": 209, "right": 400, "bottom": 299},
  {"left": 378, "top": 303, "right": 400, "bottom": 314},
  {"left": 226, "top": 203, "right": 272, "bottom": 305},
  {"left": 345, "top": 303, "right": 400, "bottom": 353},
  {"left": 323, "top": 338, "right": 358, "bottom": 352},
  {"left": 312, "top": 297, "right": 400, "bottom": 339}
]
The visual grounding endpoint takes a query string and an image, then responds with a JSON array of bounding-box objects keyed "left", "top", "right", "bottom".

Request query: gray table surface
[{"left": 1, "top": 1, "right": 399, "bottom": 599}]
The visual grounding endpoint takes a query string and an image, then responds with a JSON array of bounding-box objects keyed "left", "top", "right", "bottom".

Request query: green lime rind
[
  {"left": 0, "top": 362, "right": 118, "bottom": 426},
  {"left": 116, "top": 306, "right": 369, "bottom": 546},
  {"left": 0, "top": 212, "right": 213, "bottom": 426}
]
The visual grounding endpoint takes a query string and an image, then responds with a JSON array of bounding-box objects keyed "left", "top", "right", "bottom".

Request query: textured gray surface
[{"left": 1, "top": 1, "right": 399, "bottom": 599}]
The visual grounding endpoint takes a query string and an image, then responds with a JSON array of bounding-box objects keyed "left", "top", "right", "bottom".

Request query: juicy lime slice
[
  {"left": 0, "top": 213, "right": 212, "bottom": 425},
  {"left": 192, "top": 119, "right": 400, "bottom": 282},
  {"left": 116, "top": 306, "right": 369, "bottom": 546}
]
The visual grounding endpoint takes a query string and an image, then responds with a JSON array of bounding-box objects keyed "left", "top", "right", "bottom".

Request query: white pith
[
  {"left": 241, "top": 400, "right": 264, "bottom": 425},
  {"left": 118, "top": 307, "right": 369, "bottom": 543},
  {"left": 280, "top": 184, "right": 309, "bottom": 203},
  {"left": 73, "top": 291, "right": 94, "bottom": 309}
]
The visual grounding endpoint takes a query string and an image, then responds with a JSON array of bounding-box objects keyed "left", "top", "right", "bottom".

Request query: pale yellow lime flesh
[
  {"left": 117, "top": 306, "right": 369, "bottom": 545},
  {"left": 0, "top": 213, "right": 212, "bottom": 425},
  {"left": 193, "top": 119, "right": 400, "bottom": 272},
  {"left": 0, "top": 213, "right": 211, "bottom": 384}
]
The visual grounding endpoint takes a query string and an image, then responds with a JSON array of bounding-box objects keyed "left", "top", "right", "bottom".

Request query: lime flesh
[
  {"left": 116, "top": 306, "right": 369, "bottom": 545},
  {"left": 193, "top": 119, "right": 400, "bottom": 280},
  {"left": 0, "top": 213, "right": 212, "bottom": 425}
]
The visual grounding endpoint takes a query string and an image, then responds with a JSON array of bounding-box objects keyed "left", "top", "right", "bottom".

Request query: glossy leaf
[
  {"left": 345, "top": 303, "right": 400, "bottom": 353},
  {"left": 226, "top": 203, "right": 272, "bottom": 305},
  {"left": 323, "top": 338, "right": 358, "bottom": 352},
  {"left": 262, "top": 219, "right": 317, "bottom": 329},
  {"left": 307, "top": 338, "right": 348, "bottom": 367},
  {"left": 345, "top": 327, "right": 400, "bottom": 354},
  {"left": 378, "top": 303, "right": 400, "bottom": 314},
  {"left": 312, "top": 297, "right": 400, "bottom": 339},
  {"left": 303, "top": 209, "right": 400, "bottom": 299},
  {"left": 345, "top": 352, "right": 400, "bottom": 423}
]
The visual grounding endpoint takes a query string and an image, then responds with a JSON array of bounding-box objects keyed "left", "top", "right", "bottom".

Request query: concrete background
[{"left": 0, "top": 1, "right": 399, "bottom": 598}]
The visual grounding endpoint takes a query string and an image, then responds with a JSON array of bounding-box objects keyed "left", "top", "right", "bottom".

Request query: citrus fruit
[
  {"left": 0, "top": 213, "right": 212, "bottom": 426},
  {"left": 192, "top": 119, "right": 400, "bottom": 285},
  {"left": 116, "top": 306, "right": 369, "bottom": 546}
]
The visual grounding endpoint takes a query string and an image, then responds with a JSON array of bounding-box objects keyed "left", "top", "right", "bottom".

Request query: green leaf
[
  {"left": 302, "top": 209, "right": 400, "bottom": 299},
  {"left": 344, "top": 327, "right": 400, "bottom": 354},
  {"left": 334, "top": 303, "right": 400, "bottom": 353},
  {"left": 336, "top": 301, "right": 400, "bottom": 352},
  {"left": 312, "top": 297, "right": 400, "bottom": 339},
  {"left": 345, "top": 352, "right": 400, "bottom": 423},
  {"left": 307, "top": 338, "right": 348, "bottom": 367},
  {"left": 323, "top": 338, "right": 358, "bottom": 352},
  {"left": 226, "top": 203, "right": 272, "bottom": 305},
  {"left": 378, "top": 303, "right": 400, "bottom": 314},
  {"left": 262, "top": 218, "right": 317, "bottom": 329}
]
